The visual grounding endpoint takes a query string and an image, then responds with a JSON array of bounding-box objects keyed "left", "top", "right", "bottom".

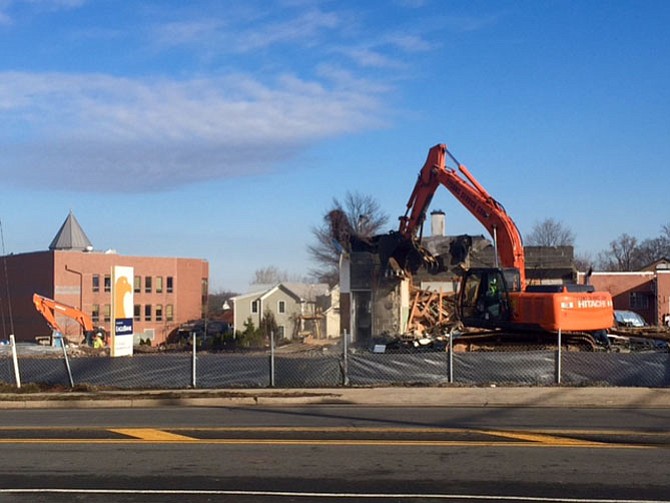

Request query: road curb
[{"left": 0, "top": 387, "right": 669, "bottom": 409}]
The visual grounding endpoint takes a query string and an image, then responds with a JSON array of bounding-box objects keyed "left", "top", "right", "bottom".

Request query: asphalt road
[{"left": 0, "top": 406, "right": 668, "bottom": 502}]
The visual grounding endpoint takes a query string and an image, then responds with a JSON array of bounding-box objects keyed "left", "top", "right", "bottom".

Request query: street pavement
[{"left": 0, "top": 386, "right": 669, "bottom": 409}]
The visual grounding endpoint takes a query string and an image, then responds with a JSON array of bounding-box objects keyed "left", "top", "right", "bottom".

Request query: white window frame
[
  {"left": 278, "top": 300, "right": 286, "bottom": 314},
  {"left": 251, "top": 300, "right": 259, "bottom": 314}
]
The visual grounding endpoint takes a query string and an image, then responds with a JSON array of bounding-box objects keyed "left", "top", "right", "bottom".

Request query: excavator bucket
[{"left": 376, "top": 232, "right": 443, "bottom": 276}]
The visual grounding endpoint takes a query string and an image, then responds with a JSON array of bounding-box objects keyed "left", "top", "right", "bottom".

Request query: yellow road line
[
  {"left": 0, "top": 438, "right": 651, "bottom": 449},
  {"left": 108, "top": 428, "right": 197, "bottom": 441},
  {"left": 475, "top": 429, "right": 607, "bottom": 446},
  {"left": 0, "top": 426, "right": 665, "bottom": 437},
  {"left": 0, "top": 426, "right": 661, "bottom": 449}
]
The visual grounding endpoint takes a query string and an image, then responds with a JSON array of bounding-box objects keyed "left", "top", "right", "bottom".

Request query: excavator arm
[
  {"left": 398, "top": 144, "right": 527, "bottom": 287},
  {"left": 33, "top": 293, "right": 95, "bottom": 336}
]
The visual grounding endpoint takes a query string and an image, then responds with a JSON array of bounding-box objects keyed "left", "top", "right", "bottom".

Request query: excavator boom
[
  {"left": 33, "top": 293, "right": 96, "bottom": 337},
  {"left": 399, "top": 144, "right": 526, "bottom": 286}
]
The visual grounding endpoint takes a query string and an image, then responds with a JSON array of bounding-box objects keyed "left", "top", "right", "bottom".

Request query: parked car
[
  {"left": 611, "top": 310, "right": 668, "bottom": 351},
  {"left": 613, "top": 310, "right": 647, "bottom": 328}
]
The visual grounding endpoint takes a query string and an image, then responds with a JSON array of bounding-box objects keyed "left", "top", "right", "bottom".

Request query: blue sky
[{"left": 1, "top": 0, "right": 668, "bottom": 293}]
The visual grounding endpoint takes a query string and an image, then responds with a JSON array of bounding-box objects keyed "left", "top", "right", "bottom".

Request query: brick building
[
  {"left": 0, "top": 212, "right": 208, "bottom": 345},
  {"left": 578, "top": 259, "right": 670, "bottom": 326}
]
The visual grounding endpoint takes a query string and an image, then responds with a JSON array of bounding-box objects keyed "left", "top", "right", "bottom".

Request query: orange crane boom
[
  {"left": 32, "top": 293, "right": 99, "bottom": 342},
  {"left": 400, "top": 144, "right": 526, "bottom": 286}
]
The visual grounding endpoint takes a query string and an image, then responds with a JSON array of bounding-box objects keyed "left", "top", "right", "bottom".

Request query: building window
[
  {"left": 144, "top": 304, "right": 152, "bottom": 321},
  {"left": 251, "top": 300, "right": 259, "bottom": 314},
  {"left": 156, "top": 304, "right": 163, "bottom": 322},
  {"left": 630, "top": 292, "right": 649, "bottom": 310},
  {"left": 104, "top": 304, "right": 111, "bottom": 322},
  {"left": 156, "top": 276, "right": 163, "bottom": 293},
  {"left": 278, "top": 326, "right": 285, "bottom": 339},
  {"left": 278, "top": 300, "right": 286, "bottom": 314},
  {"left": 133, "top": 304, "right": 141, "bottom": 321},
  {"left": 104, "top": 275, "right": 111, "bottom": 293},
  {"left": 91, "top": 304, "right": 100, "bottom": 323},
  {"left": 145, "top": 276, "right": 152, "bottom": 293},
  {"left": 166, "top": 304, "right": 174, "bottom": 321},
  {"left": 167, "top": 276, "right": 174, "bottom": 293},
  {"left": 92, "top": 275, "right": 100, "bottom": 293},
  {"left": 134, "top": 276, "right": 141, "bottom": 293}
]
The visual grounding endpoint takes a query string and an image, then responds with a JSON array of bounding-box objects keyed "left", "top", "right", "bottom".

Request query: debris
[{"left": 406, "top": 285, "right": 458, "bottom": 337}]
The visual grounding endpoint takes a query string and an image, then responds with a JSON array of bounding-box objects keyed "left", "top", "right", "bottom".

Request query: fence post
[
  {"left": 191, "top": 331, "right": 197, "bottom": 388},
  {"left": 9, "top": 335, "right": 21, "bottom": 389},
  {"left": 556, "top": 329, "right": 562, "bottom": 384},
  {"left": 56, "top": 333, "right": 74, "bottom": 388},
  {"left": 269, "top": 330, "right": 275, "bottom": 388},
  {"left": 448, "top": 332, "right": 454, "bottom": 384},
  {"left": 342, "top": 329, "right": 349, "bottom": 386}
]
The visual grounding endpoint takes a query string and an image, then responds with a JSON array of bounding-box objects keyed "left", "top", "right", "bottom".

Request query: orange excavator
[
  {"left": 32, "top": 293, "right": 105, "bottom": 345},
  {"left": 390, "top": 144, "right": 613, "bottom": 338}
]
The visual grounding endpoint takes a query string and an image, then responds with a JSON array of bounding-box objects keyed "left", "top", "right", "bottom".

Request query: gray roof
[
  {"left": 49, "top": 211, "right": 93, "bottom": 251},
  {"left": 235, "top": 283, "right": 330, "bottom": 302}
]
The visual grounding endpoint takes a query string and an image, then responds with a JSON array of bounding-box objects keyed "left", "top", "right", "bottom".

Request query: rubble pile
[{"left": 406, "top": 286, "right": 458, "bottom": 337}]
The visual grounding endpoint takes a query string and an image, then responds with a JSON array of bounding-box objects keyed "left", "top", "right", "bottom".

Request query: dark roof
[
  {"left": 640, "top": 258, "right": 670, "bottom": 271},
  {"left": 49, "top": 211, "right": 93, "bottom": 251}
]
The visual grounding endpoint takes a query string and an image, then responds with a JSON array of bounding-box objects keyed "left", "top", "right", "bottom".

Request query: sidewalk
[{"left": 1, "top": 386, "right": 669, "bottom": 409}]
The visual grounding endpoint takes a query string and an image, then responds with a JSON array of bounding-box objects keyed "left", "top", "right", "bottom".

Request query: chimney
[{"left": 430, "top": 210, "right": 446, "bottom": 237}]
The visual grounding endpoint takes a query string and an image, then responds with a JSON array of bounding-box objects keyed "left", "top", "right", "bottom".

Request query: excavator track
[{"left": 451, "top": 329, "right": 597, "bottom": 352}]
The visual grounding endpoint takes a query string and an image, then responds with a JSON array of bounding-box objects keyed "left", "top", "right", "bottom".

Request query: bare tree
[
  {"left": 636, "top": 237, "right": 668, "bottom": 268},
  {"left": 525, "top": 218, "right": 575, "bottom": 247},
  {"left": 598, "top": 233, "right": 641, "bottom": 271},
  {"left": 308, "top": 191, "right": 389, "bottom": 286},
  {"left": 573, "top": 251, "right": 594, "bottom": 273},
  {"left": 662, "top": 223, "right": 670, "bottom": 242},
  {"left": 251, "top": 266, "right": 302, "bottom": 285}
]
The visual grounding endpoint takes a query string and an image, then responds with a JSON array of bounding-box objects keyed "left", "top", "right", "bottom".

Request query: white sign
[{"left": 111, "top": 265, "right": 134, "bottom": 357}]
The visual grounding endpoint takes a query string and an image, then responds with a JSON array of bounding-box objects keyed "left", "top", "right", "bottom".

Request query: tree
[
  {"left": 636, "top": 237, "right": 668, "bottom": 268},
  {"left": 252, "top": 266, "right": 290, "bottom": 285},
  {"left": 206, "top": 289, "right": 238, "bottom": 317},
  {"left": 525, "top": 218, "right": 575, "bottom": 247},
  {"left": 235, "top": 317, "right": 264, "bottom": 348},
  {"left": 251, "top": 266, "right": 306, "bottom": 285},
  {"left": 639, "top": 223, "right": 670, "bottom": 266},
  {"left": 573, "top": 251, "right": 594, "bottom": 273},
  {"left": 260, "top": 309, "right": 279, "bottom": 341},
  {"left": 598, "top": 233, "right": 641, "bottom": 271},
  {"left": 308, "top": 191, "right": 389, "bottom": 286}
]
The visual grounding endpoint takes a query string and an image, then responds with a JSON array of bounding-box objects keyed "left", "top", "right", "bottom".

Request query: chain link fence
[{"left": 1, "top": 332, "right": 669, "bottom": 389}]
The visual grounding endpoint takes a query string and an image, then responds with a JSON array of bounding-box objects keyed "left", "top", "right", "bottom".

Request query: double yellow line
[{"left": 0, "top": 426, "right": 661, "bottom": 448}]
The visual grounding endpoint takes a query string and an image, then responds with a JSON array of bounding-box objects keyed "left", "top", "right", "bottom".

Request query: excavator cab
[{"left": 458, "top": 268, "right": 520, "bottom": 328}]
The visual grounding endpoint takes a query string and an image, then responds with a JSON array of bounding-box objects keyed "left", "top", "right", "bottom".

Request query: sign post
[{"left": 111, "top": 266, "right": 134, "bottom": 358}]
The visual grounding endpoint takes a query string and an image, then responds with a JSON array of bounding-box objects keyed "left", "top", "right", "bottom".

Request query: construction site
[{"left": 332, "top": 144, "right": 670, "bottom": 353}]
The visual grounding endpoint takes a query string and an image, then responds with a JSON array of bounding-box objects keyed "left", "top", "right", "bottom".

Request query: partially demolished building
[{"left": 341, "top": 229, "right": 578, "bottom": 346}]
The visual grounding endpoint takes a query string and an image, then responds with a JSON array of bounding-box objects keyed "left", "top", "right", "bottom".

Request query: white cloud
[
  {"left": 0, "top": 0, "right": 12, "bottom": 24},
  {"left": 235, "top": 8, "right": 340, "bottom": 52},
  {"left": 0, "top": 71, "right": 387, "bottom": 192},
  {"left": 151, "top": 19, "right": 226, "bottom": 48},
  {"left": 385, "top": 34, "right": 433, "bottom": 52},
  {"left": 0, "top": 0, "right": 86, "bottom": 25},
  {"left": 150, "top": 7, "right": 341, "bottom": 55},
  {"left": 23, "top": 0, "right": 86, "bottom": 7}
]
